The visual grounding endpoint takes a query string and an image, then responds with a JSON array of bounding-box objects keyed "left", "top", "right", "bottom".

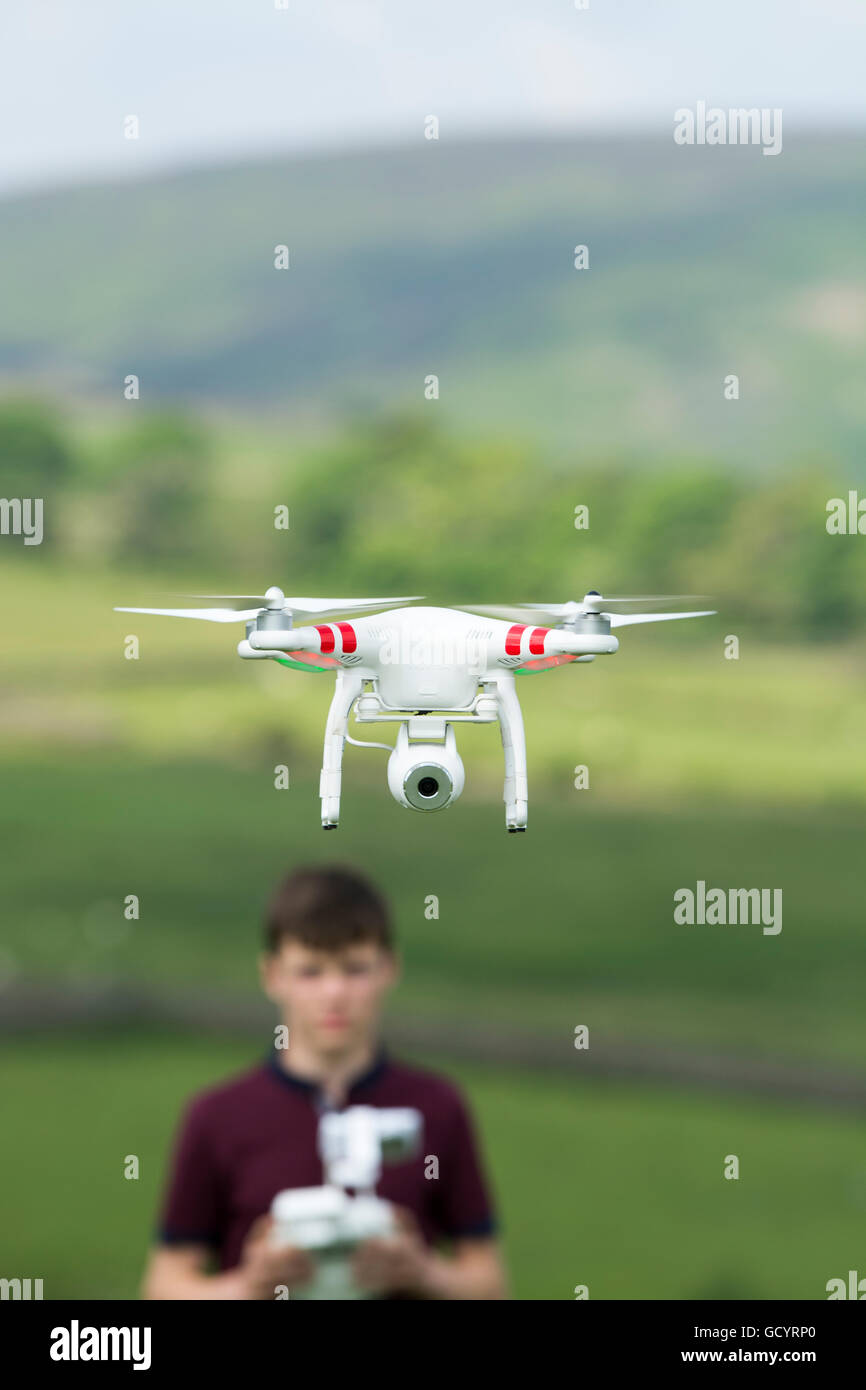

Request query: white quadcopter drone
[{"left": 115, "top": 589, "right": 714, "bottom": 830}]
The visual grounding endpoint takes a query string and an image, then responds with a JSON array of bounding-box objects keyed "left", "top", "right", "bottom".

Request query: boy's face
[{"left": 260, "top": 939, "right": 399, "bottom": 1055}]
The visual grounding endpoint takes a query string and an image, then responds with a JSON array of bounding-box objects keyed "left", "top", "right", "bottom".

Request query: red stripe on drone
[
  {"left": 505, "top": 624, "right": 527, "bottom": 655},
  {"left": 315, "top": 625, "right": 336, "bottom": 653},
  {"left": 528, "top": 627, "right": 547, "bottom": 655},
  {"left": 335, "top": 622, "right": 357, "bottom": 654}
]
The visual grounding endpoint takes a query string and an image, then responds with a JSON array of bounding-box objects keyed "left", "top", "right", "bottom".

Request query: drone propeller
[
  {"left": 608, "top": 609, "right": 716, "bottom": 628},
  {"left": 114, "top": 587, "right": 424, "bottom": 624},
  {"left": 530, "top": 594, "right": 706, "bottom": 612},
  {"left": 456, "top": 593, "right": 715, "bottom": 630},
  {"left": 456, "top": 593, "right": 708, "bottom": 624}
]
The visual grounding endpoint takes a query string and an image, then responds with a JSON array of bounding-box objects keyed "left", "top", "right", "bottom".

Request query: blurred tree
[
  {"left": 616, "top": 467, "right": 743, "bottom": 592},
  {"left": 4, "top": 392, "right": 859, "bottom": 639},
  {"left": 708, "top": 468, "right": 866, "bottom": 639},
  {"left": 109, "top": 412, "right": 211, "bottom": 564},
  {"left": 279, "top": 415, "right": 866, "bottom": 637},
  {"left": 285, "top": 410, "right": 571, "bottom": 600},
  {"left": 0, "top": 397, "right": 77, "bottom": 496}
]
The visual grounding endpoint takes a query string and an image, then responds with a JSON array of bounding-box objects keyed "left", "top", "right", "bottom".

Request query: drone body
[{"left": 115, "top": 588, "right": 714, "bottom": 831}]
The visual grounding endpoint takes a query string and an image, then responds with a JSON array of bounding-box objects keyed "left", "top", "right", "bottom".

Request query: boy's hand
[
  {"left": 351, "top": 1206, "right": 436, "bottom": 1296},
  {"left": 237, "top": 1214, "right": 315, "bottom": 1299}
]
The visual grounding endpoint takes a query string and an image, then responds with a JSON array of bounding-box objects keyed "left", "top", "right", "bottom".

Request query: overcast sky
[{"left": 0, "top": 0, "right": 864, "bottom": 195}]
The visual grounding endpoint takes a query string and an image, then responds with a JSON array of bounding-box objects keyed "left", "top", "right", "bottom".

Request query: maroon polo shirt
[{"left": 157, "top": 1046, "right": 497, "bottom": 1276}]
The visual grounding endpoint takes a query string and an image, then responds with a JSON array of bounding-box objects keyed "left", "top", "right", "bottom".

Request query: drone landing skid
[
  {"left": 497, "top": 674, "right": 528, "bottom": 832},
  {"left": 319, "top": 670, "right": 364, "bottom": 829}
]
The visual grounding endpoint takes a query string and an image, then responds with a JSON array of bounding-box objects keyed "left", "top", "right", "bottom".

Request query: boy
[{"left": 143, "top": 864, "right": 507, "bottom": 1299}]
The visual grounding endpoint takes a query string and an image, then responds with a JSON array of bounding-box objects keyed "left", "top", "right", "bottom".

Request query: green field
[
  {"left": 2, "top": 750, "right": 865, "bottom": 1071},
  {"left": 1, "top": 1033, "right": 861, "bottom": 1301}
]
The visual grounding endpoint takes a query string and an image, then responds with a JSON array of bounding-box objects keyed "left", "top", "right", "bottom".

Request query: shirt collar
[{"left": 266, "top": 1044, "right": 389, "bottom": 1107}]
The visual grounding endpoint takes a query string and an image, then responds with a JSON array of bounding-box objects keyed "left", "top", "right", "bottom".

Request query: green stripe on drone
[{"left": 274, "top": 656, "right": 331, "bottom": 673}]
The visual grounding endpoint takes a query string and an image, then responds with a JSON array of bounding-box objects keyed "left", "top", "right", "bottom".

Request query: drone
[
  {"left": 269, "top": 1105, "right": 422, "bottom": 1300},
  {"left": 114, "top": 589, "right": 715, "bottom": 831}
]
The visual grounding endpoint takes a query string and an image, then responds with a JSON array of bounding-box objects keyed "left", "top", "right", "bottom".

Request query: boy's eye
[{"left": 294, "top": 959, "right": 372, "bottom": 978}]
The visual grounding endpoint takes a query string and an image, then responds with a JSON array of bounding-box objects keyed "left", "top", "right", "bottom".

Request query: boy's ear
[
  {"left": 258, "top": 950, "right": 278, "bottom": 999},
  {"left": 387, "top": 948, "right": 402, "bottom": 986}
]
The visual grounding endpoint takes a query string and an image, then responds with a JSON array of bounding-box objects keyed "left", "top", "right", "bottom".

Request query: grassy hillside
[
  {"left": 1, "top": 134, "right": 864, "bottom": 467},
  {"left": 3, "top": 751, "right": 865, "bottom": 1070}
]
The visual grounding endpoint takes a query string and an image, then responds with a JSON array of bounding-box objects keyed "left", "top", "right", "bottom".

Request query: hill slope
[{"left": 1, "top": 134, "right": 864, "bottom": 467}]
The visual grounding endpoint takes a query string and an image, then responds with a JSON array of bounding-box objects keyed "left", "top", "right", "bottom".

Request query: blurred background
[{"left": 1, "top": 0, "right": 865, "bottom": 1300}]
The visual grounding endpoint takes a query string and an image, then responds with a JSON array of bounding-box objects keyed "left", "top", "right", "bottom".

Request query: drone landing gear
[
  {"left": 495, "top": 674, "right": 528, "bottom": 832},
  {"left": 320, "top": 670, "right": 529, "bottom": 832},
  {"left": 319, "top": 669, "right": 364, "bottom": 829}
]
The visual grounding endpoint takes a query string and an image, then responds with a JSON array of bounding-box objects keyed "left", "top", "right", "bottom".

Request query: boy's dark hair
[{"left": 263, "top": 864, "right": 394, "bottom": 954}]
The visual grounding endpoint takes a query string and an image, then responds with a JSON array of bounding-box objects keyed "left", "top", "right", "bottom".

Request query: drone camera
[{"left": 387, "top": 723, "right": 465, "bottom": 812}]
